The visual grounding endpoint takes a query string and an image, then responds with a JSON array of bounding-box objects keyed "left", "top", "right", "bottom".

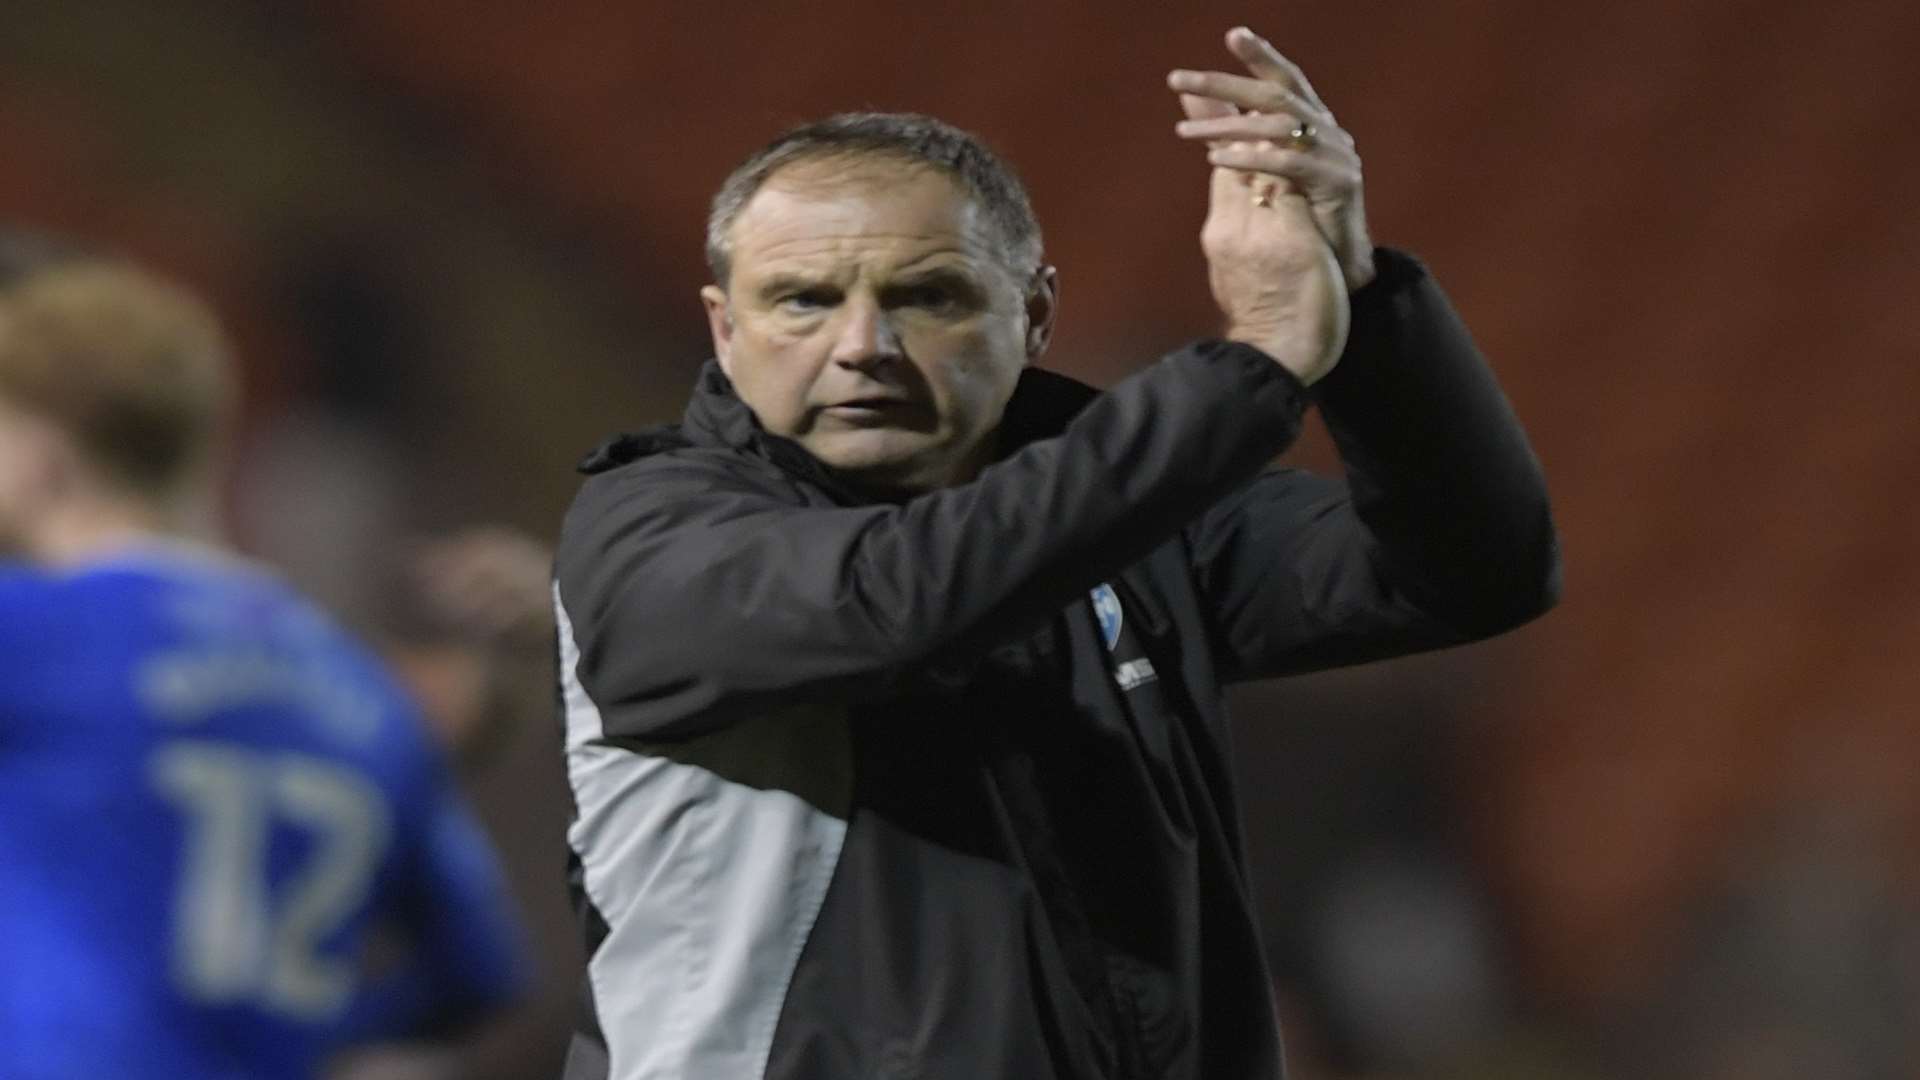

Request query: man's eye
[
  {"left": 899, "top": 285, "right": 961, "bottom": 312},
  {"left": 779, "top": 291, "right": 835, "bottom": 312}
]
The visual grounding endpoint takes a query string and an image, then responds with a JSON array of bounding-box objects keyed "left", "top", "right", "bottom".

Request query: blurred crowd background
[{"left": 4, "top": 1, "right": 1916, "bottom": 1076}]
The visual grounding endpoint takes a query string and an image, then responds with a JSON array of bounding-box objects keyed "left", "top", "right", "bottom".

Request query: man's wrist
[
  {"left": 1343, "top": 248, "right": 1377, "bottom": 292},
  {"left": 1340, "top": 234, "right": 1378, "bottom": 292},
  {"left": 1223, "top": 320, "right": 1344, "bottom": 387},
  {"left": 1345, "top": 246, "right": 1425, "bottom": 309}
]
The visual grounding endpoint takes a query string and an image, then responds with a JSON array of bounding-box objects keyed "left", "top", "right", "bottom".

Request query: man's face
[{"left": 703, "top": 159, "right": 1054, "bottom": 495}]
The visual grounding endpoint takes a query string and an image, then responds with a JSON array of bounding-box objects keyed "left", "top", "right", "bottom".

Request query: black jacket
[{"left": 554, "top": 249, "right": 1559, "bottom": 1080}]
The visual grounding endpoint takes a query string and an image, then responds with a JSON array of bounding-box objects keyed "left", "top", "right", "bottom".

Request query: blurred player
[
  {"left": 384, "top": 525, "right": 557, "bottom": 770},
  {"left": 0, "top": 237, "right": 529, "bottom": 1078}
]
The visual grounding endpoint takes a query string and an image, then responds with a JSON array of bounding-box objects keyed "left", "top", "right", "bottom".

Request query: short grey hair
[{"left": 705, "top": 112, "right": 1043, "bottom": 289}]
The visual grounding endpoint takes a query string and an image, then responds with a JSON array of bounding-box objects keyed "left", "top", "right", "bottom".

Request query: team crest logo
[
  {"left": 1090, "top": 582, "right": 1157, "bottom": 691},
  {"left": 1090, "top": 584, "right": 1123, "bottom": 651}
]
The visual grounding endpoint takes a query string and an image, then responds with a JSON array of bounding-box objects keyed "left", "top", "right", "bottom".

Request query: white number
[{"left": 151, "top": 742, "right": 391, "bottom": 1020}]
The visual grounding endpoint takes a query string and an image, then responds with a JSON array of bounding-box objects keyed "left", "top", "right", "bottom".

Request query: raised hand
[
  {"left": 1169, "top": 28, "right": 1355, "bottom": 384},
  {"left": 1170, "top": 27, "right": 1375, "bottom": 292}
]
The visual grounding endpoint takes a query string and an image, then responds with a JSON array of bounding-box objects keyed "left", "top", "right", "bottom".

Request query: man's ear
[
  {"left": 1023, "top": 266, "right": 1060, "bottom": 362},
  {"left": 0, "top": 406, "right": 77, "bottom": 513},
  {"left": 699, "top": 284, "right": 734, "bottom": 377}
]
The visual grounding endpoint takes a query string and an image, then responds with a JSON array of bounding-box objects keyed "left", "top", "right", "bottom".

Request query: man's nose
[{"left": 828, "top": 298, "right": 903, "bottom": 371}]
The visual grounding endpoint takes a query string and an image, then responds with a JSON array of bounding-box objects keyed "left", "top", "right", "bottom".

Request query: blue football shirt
[{"left": 0, "top": 546, "right": 528, "bottom": 1079}]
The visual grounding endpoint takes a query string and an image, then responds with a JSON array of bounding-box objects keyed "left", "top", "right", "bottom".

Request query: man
[
  {"left": 0, "top": 238, "right": 529, "bottom": 1078},
  {"left": 554, "top": 27, "right": 1558, "bottom": 1080}
]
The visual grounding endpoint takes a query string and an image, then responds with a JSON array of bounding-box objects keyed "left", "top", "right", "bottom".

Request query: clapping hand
[{"left": 1168, "top": 28, "right": 1376, "bottom": 384}]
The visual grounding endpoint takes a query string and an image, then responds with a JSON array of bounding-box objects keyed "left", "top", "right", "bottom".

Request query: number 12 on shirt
[{"left": 150, "top": 741, "right": 391, "bottom": 1020}]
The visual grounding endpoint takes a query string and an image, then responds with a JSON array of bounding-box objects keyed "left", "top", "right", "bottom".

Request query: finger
[
  {"left": 1198, "top": 76, "right": 1320, "bottom": 125},
  {"left": 1178, "top": 91, "right": 1241, "bottom": 152},
  {"left": 1168, "top": 69, "right": 1298, "bottom": 116},
  {"left": 1178, "top": 91, "right": 1237, "bottom": 123},
  {"left": 1209, "top": 160, "right": 1261, "bottom": 214},
  {"left": 1208, "top": 165, "right": 1304, "bottom": 227},
  {"left": 1207, "top": 141, "right": 1360, "bottom": 193},
  {"left": 1209, "top": 137, "right": 1361, "bottom": 175},
  {"left": 1225, "top": 27, "right": 1329, "bottom": 111},
  {"left": 1175, "top": 112, "right": 1353, "bottom": 150}
]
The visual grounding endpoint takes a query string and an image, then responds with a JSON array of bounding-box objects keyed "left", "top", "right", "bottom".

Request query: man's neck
[{"left": 28, "top": 494, "right": 214, "bottom": 568}]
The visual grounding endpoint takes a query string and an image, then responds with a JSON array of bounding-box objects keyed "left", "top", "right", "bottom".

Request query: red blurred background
[{"left": 5, "top": 1, "right": 1915, "bottom": 1075}]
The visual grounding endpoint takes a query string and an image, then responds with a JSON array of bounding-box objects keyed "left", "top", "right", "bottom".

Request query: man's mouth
[{"left": 822, "top": 398, "right": 920, "bottom": 419}]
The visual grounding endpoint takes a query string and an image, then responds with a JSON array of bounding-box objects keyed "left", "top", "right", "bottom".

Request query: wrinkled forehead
[{"left": 729, "top": 158, "right": 1004, "bottom": 277}]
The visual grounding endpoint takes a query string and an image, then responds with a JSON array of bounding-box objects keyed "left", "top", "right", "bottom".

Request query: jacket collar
[{"left": 580, "top": 359, "right": 1101, "bottom": 501}]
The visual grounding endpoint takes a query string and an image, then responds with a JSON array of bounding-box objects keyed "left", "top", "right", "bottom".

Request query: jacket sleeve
[
  {"left": 1186, "top": 248, "right": 1561, "bottom": 682},
  {"left": 557, "top": 341, "right": 1307, "bottom": 739}
]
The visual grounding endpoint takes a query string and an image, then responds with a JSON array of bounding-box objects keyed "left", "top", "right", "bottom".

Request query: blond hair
[{"left": 0, "top": 261, "right": 235, "bottom": 499}]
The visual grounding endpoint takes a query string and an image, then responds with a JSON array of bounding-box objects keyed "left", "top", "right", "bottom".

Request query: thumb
[
  {"left": 1209, "top": 157, "right": 1252, "bottom": 214},
  {"left": 1184, "top": 93, "right": 1252, "bottom": 209}
]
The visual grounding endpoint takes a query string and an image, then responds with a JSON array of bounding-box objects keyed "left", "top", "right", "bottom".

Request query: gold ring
[{"left": 1285, "top": 123, "right": 1319, "bottom": 151}]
